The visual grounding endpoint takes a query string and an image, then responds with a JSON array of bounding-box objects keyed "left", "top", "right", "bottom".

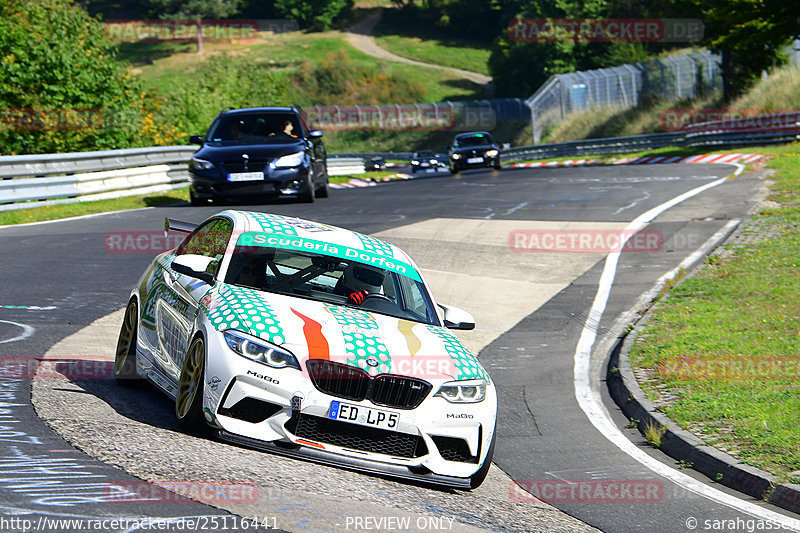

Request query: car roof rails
[{"left": 220, "top": 106, "right": 236, "bottom": 114}]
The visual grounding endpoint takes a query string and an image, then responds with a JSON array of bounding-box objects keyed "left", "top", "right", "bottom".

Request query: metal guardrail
[
  {"left": 326, "top": 157, "right": 365, "bottom": 176},
  {"left": 0, "top": 146, "right": 367, "bottom": 212},
  {"left": 1, "top": 111, "right": 797, "bottom": 212},
  {"left": 501, "top": 118, "right": 800, "bottom": 163},
  {"left": 0, "top": 146, "right": 195, "bottom": 212}
]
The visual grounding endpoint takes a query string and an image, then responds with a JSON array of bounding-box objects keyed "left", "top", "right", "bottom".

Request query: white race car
[{"left": 115, "top": 210, "right": 496, "bottom": 488}]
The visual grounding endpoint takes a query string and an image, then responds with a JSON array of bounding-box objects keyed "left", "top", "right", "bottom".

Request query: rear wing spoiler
[{"left": 164, "top": 218, "right": 198, "bottom": 235}]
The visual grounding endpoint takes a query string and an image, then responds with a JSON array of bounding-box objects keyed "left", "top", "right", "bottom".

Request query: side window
[{"left": 176, "top": 218, "right": 233, "bottom": 272}]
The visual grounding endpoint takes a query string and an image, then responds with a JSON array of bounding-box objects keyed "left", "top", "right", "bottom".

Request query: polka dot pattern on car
[
  {"left": 425, "top": 326, "right": 490, "bottom": 382},
  {"left": 202, "top": 285, "right": 286, "bottom": 346},
  {"left": 343, "top": 331, "right": 391, "bottom": 373},
  {"left": 354, "top": 232, "right": 394, "bottom": 257},
  {"left": 246, "top": 212, "right": 298, "bottom": 236},
  {"left": 324, "top": 304, "right": 378, "bottom": 330}
]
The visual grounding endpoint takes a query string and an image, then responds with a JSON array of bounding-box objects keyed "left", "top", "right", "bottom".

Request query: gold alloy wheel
[
  {"left": 176, "top": 337, "right": 205, "bottom": 421},
  {"left": 114, "top": 300, "right": 137, "bottom": 380}
]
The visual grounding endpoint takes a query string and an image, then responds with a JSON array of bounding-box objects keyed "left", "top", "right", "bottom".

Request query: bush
[
  {"left": 158, "top": 55, "right": 291, "bottom": 138},
  {"left": 292, "top": 50, "right": 427, "bottom": 105},
  {"left": 0, "top": 0, "right": 181, "bottom": 154}
]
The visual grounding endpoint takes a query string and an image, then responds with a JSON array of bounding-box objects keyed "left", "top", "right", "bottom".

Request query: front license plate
[
  {"left": 228, "top": 172, "right": 264, "bottom": 182},
  {"left": 329, "top": 400, "right": 399, "bottom": 430},
  {"left": 466, "top": 157, "right": 484, "bottom": 164}
]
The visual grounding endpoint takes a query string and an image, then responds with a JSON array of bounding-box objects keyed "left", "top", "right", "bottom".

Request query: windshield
[
  {"left": 225, "top": 246, "right": 439, "bottom": 325},
  {"left": 207, "top": 113, "right": 302, "bottom": 143},
  {"left": 414, "top": 151, "right": 435, "bottom": 158},
  {"left": 453, "top": 134, "right": 493, "bottom": 148}
]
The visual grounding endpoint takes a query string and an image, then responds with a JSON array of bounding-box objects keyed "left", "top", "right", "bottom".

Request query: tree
[
  {"left": 0, "top": 0, "right": 181, "bottom": 154},
  {"left": 273, "top": 0, "right": 353, "bottom": 30},
  {"left": 147, "top": 0, "right": 243, "bottom": 53},
  {"left": 673, "top": 0, "right": 800, "bottom": 99}
]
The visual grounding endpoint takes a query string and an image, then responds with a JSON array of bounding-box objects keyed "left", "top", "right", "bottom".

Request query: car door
[{"left": 156, "top": 217, "right": 233, "bottom": 383}]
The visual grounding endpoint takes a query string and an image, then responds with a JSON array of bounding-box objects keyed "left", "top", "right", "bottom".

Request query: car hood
[
  {"left": 196, "top": 139, "right": 306, "bottom": 160},
  {"left": 200, "top": 283, "right": 489, "bottom": 382}
]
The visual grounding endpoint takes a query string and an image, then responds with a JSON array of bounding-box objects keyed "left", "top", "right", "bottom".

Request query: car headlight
[
  {"left": 429, "top": 159, "right": 437, "bottom": 165},
  {"left": 434, "top": 379, "right": 487, "bottom": 403},
  {"left": 485, "top": 149, "right": 499, "bottom": 158},
  {"left": 272, "top": 151, "right": 305, "bottom": 168},
  {"left": 223, "top": 329, "right": 300, "bottom": 370},
  {"left": 191, "top": 157, "right": 215, "bottom": 171},
  {"left": 451, "top": 153, "right": 461, "bottom": 160},
  {"left": 411, "top": 159, "right": 419, "bottom": 165}
]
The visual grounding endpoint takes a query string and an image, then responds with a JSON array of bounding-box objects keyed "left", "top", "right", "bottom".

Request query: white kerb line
[{"left": 573, "top": 164, "right": 800, "bottom": 530}]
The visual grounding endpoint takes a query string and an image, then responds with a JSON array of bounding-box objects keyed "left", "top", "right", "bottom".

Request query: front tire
[
  {"left": 299, "top": 175, "right": 315, "bottom": 203},
  {"left": 114, "top": 299, "right": 140, "bottom": 386},
  {"left": 449, "top": 166, "right": 459, "bottom": 175},
  {"left": 176, "top": 336, "right": 207, "bottom": 432},
  {"left": 315, "top": 176, "right": 329, "bottom": 198}
]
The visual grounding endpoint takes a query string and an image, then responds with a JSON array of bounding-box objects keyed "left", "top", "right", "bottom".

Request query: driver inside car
[
  {"left": 230, "top": 253, "right": 267, "bottom": 289},
  {"left": 336, "top": 264, "right": 385, "bottom": 305}
]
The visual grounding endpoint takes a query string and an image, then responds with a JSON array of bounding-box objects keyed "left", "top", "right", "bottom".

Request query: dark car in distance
[
  {"left": 188, "top": 106, "right": 329, "bottom": 205},
  {"left": 410, "top": 150, "right": 445, "bottom": 173},
  {"left": 365, "top": 155, "right": 387, "bottom": 171},
  {"left": 447, "top": 132, "right": 501, "bottom": 174}
]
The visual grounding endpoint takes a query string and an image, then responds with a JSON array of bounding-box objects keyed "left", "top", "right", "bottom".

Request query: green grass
[
  {"left": 329, "top": 170, "right": 403, "bottom": 183},
  {"left": 0, "top": 187, "right": 190, "bottom": 226},
  {"left": 372, "top": 34, "right": 491, "bottom": 76},
  {"left": 629, "top": 143, "right": 800, "bottom": 480},
  {"left": 371, "top": 7, "right": 492, "bottom": 76},
  {"left": 128, "top": 33, "right": 484, "bottom": 104}
]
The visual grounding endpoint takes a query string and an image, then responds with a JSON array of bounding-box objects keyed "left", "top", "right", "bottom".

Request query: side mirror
[
  {"left": 172, "top": 254, "right": 216, "bottom": 286},
  {"left": 439, "top": 304, "right": 475, "bottom": 330},
  {"left": 189, "top": 135, "right": 204, "bottom": 145},
  {"left": 308, "top": 130, "right": 323, "bottom": 139}
]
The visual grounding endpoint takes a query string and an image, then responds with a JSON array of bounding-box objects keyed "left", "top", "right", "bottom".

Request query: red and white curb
[
  {"left": 510, "top": 159, "right": 600, "bottom": 168},
  {"left": 329, "top": 174, "right": 411, "bottom": 189},
  {"left": 508, "top": 153, "right": 765, "bottom": 169},
  {"left": 612, "top": 153, "right": 764, "bottom": 165}
]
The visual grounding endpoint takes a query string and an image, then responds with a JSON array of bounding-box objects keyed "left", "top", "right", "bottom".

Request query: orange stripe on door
[{"left": 291, "top": 308, "right": 330, "bottom": 360}]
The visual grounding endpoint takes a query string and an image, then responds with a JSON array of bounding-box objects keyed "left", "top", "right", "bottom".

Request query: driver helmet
[{"left": 342, "top": 264, "right": 384, "bottom": 294}]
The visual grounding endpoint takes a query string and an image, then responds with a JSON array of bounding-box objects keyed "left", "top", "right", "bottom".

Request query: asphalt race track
[{"left": 2, "top": 163, "right": 799, "bottom": 532}]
